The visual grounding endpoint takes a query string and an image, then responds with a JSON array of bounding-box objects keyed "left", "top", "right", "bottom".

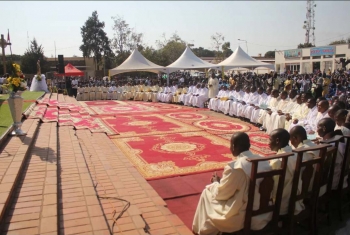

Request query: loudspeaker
[{"left": 58, "top": 55, "right": 65, "bottom": 74}]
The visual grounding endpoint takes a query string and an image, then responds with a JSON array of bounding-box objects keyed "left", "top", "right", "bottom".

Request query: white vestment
[
  {"left": 228, "top": 91, "right": 245, "bottom": 117},
  {"left": 250, "top": 94, "right": 270, "bottom": 124},
  {"left": 270, "top": 146, "right": 312, "bottom": 215},
  {"left": 193, "top": 151, "right": 272, "bottom": 235},
  {"left": 208, "top": 77, "right": 219, "bottom": 98},
  {"left": 208, "top": 90, "right": 224, "bottom": 111}
]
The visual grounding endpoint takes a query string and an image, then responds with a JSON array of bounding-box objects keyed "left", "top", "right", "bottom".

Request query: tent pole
[
  {"left": 205, "top": 68, "right": 208, "bottom": 78},
  {"left": 221, "top": 66, "right": 224, "bottom": 81},
  {"left": 167, "top": 72, "right": 169, "bottom": 86}
]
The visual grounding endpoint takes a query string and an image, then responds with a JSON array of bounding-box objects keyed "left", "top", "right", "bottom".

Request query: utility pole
[{"left": 1, "top": 34, "right": 11, "bottom": 74}]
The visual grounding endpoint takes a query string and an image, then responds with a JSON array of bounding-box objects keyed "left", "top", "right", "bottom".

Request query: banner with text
[
  {"left": 310, "top": 46, "right": 335, "bottom": 56},
  {"left": 284, "top": 49, "right": 302, "bottom": 58}
]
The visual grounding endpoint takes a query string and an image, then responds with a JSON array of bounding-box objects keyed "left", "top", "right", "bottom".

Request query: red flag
[{"left": 7, "top": 29, "right": 10, "bottom": 42}]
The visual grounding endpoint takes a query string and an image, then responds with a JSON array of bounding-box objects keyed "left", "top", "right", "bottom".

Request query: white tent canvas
[
  {"left": 166, "top": 46, "right": 222, "bottom": 73},
  {"left": 218, "top": 46, "right": 275, "bottom": 70},
  {"left": 109, "top": 49, "right": 166, "bottom": 76}
]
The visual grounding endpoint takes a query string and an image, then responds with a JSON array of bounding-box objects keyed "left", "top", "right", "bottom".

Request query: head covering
[{"left": 284, "top": 79, "right": 292, "bottom": 87}]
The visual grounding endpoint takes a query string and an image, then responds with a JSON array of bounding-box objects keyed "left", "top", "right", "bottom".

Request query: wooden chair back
[
  {"left": 243, "top": 152, "right": 294, "bottom": 234},
  {"left": 337, "top": 135, "right": 350, "bottom": 192},
  {"left": 287, "top": 144, "right": 331, "bottom": 234},
  {"left": 320, "top": 135, "right": 344, "bottom": 194}
]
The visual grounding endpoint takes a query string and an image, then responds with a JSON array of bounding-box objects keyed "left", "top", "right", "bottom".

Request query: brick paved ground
[{"left": 0, "top": 112, "right": 192, "bottom": 234}]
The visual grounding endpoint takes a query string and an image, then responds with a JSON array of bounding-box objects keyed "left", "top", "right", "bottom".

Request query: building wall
[{"left": 275, "top": 44, "right": 350, "bottom": 74}]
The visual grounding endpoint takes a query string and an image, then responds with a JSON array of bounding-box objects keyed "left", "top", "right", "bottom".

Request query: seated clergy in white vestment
[
  {"left": 156, "top": 86, "right": 164, "bottom": 102},
  {"left": 289, "top": 98, "right": 318, "bottom": 132},
  {"left": 101, "top": 86, "right": 108, "bottom": 100},
  {"left": 208, "top": 85, "right": 225, "bottom": 111},
  {"left": 289, "top": 126, "right": 321, "bottom": 193},
  {"left": 89, "top": 85, "right": 96, "bottom": 101},
  {"left": 192, "top": 83, "right": 209, "bottom": 108},
  {"left": 150, "top": 83, "right": 160, "bottom": 102},
  {"left": 172, "top": 85, "right": 183, "bottom": 103},
  {"left": 235, "top": 86, "right": 252, "bottom": 118},
  {"left": 159, "top": 86, "right": 170, "bottom": 102},
  {"left": 285, "top": 93, "right": 311, "bottom": 131},
  {"left": 178, "top": 85, "right": 188, "bottom": 104},
  {"left": 228, "top": 86, "right": 245, "bottom": 117},
  {"left": 317, "top": 118, "right": 347, "bottom": 190},
  {"left": 223, "top": 86, "right": 241, "bottom": 115},
  {"left": 250, "top": 87, "right": 272, "bottom": 124},
  {"left": 306, "top": 100, "right": 330, "bottom": 136},
  {"left": 217, "top": 86, "right": 231, "bottom": 112},
  {"left": 95, "top": 86, "right": 102, "bottom": 100},
  {"left": 269, "top": 128, "right": 312, "bottom": 216},
  {"left": 182, "top": 82, "right": 196, "bottom": 105},
  {"left": 192, "top": 132, "right": 272, "bottom": 235},
  {"left": 221, "top": 85, "right": 235, "bottom": 114},
  {"left": 164, "top": 83, "right": 178, "bottom": 103},
  {"left": 265, "top": 91, "right": 292, "bottom": 134},
  {"left": 242, "top": 87, "right": 264, "bottom": 119},
  {"left": 258, "top": 89, "right": 280, "bottom": 130},
  {"left": 188, "top": 84, "right": 201, "bottom": 106},
  {"left": 267, "top": 90, "right": 299, "bottom": 134}
]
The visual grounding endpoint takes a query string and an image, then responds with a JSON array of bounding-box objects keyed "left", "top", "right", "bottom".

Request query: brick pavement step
[{"left": 0, "top": 122, "right": 58, "bottom": 235}]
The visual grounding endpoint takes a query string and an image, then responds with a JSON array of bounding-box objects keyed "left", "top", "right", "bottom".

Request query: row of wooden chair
[{"left": 224, "top": 135, "right": 350, "bottom": 235}]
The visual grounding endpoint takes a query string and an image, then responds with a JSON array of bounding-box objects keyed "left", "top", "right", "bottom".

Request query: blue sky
[{"left": 1, "top": 1, "right": 349, "bottom": 58}]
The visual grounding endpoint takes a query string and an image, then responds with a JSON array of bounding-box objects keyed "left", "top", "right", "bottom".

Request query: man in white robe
[
  {"left": 285, "top": 93, "right": 311, "bottom": 131},
  {"left": 182, "top": 82, "right": 196, "bottom": 105},
  {"left": 193, "top": 84, "right": 209, "bottom": 108},
  {"left": 266, "top": 90, "right": 298, "bottom": 134},
  {"left": 188, "top": 84, "right": 201, "bottom": 106},
  {"left": 208, "top": 86, "right": 225, "bottom": 111},
  {"left": 208, "top": 74, "right": 219, "bottom": 99},
  {"left": 242, "top": 87, "right": 261, "bottom": 120},
  {"left": 193, "top": 132, "right": 272, "bottom": 235},
  {"left": 307, "top": 100, "right": 330, "bottom": 136},
  {"left": 236, "top": 86, "right": 251, "bottom": 118},
  {"left": 265, "top": 91, "right": 289, "bottom": 134},
  {"left": 258, "top": 90, "right": 280, "bottom": 130},
  {"left": 222, "top": 85, "right": 236, "bottom": 115},
  {"left": 290, "top": 98, "right": 318, "bottom": 133},
  {"left": 178, "top": 85, "right": 189, "bottom": 104},
  {"left": 250, "top": 88, "right": 271, "bottom": 124},
  {"left": 269, "top": 128, "right": 312, "bottom": 215},
  {"left": 227, "top": 86, "right": 244, "bottom": 117},
  {"left": 217, "top": 86, "right": 231, "bottom": 113},
  {"left": 317, "top": 118, "right": 347, "bottom": 190}
]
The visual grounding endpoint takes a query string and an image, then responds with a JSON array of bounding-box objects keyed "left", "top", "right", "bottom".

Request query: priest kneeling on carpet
[{"left": 192, "top": 132, "right": 272, "bottom": 235}]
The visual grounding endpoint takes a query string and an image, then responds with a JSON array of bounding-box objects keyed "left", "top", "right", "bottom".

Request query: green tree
[
  {"left": 80, "top": 11, "right": 113, "bottom": 71},
  {"left": 211, "top": 33, "right": 225, "bottom": 62},
  {"left": 192, "top": 47, "right": 215, "bottom": 57},
  {"left": 264, "top": 51, "right": 275, "bottom": 58},
  {"left": 297, "top": 43, "right": 315, "bottom": 48},
  {"left": 111, "top": 15, "right": 143, "bottom": 66},
  {"left": 222, "top": 42, "right": 233, "bottom": 57},
  {"left": 21, "top": 39, "right": 49, "bottom": 74},
  {"left": 329, "top": 37, "right": 350, "bottom": 45},
  {"left": 155, "top": 32, "right": 186, "bottom": 66}
]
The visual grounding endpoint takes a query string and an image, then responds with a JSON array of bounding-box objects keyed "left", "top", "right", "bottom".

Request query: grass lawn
[{"left": 0, "top": 91, "right": 45, "bottom": 137}]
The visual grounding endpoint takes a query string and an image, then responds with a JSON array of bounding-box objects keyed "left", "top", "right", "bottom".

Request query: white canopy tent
[
  {"left": 166, "top": 46, "right": 222, "bottom": 73},
  {"left": 109, "top": 49, "right": 166, "bottom": 76},
  {"left": 218, "top": 46, "right": 275, "bottom": 70}
]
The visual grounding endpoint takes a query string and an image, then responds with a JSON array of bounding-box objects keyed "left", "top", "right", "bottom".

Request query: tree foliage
[
  {"left": 297, "top": 42, "right": 315, "bottom": 48},
  {"left": 154, "top": 32, "right": 186, "bottom": 66},
  {"left": 192, "top": 47, "right": 215, "bottom": 57},
  {"left": 21, "top": 39, "right": 49, "bottom": 74},
  {"left": 329, "top": 38, "right": 350, "bottom": 45},
  {"left": 264, "top": 51, "right": 275, "bottom": 58},
  {"left": 111, "top": 16, "right": 143, "bottom": 53},
  {"left": 80, "top": 11, "right": 113, "bottom": 70}
]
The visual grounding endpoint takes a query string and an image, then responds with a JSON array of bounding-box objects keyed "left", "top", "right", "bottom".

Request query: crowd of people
[{"left": 66, "top": 68, "right": 350, "bottom": 234}]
